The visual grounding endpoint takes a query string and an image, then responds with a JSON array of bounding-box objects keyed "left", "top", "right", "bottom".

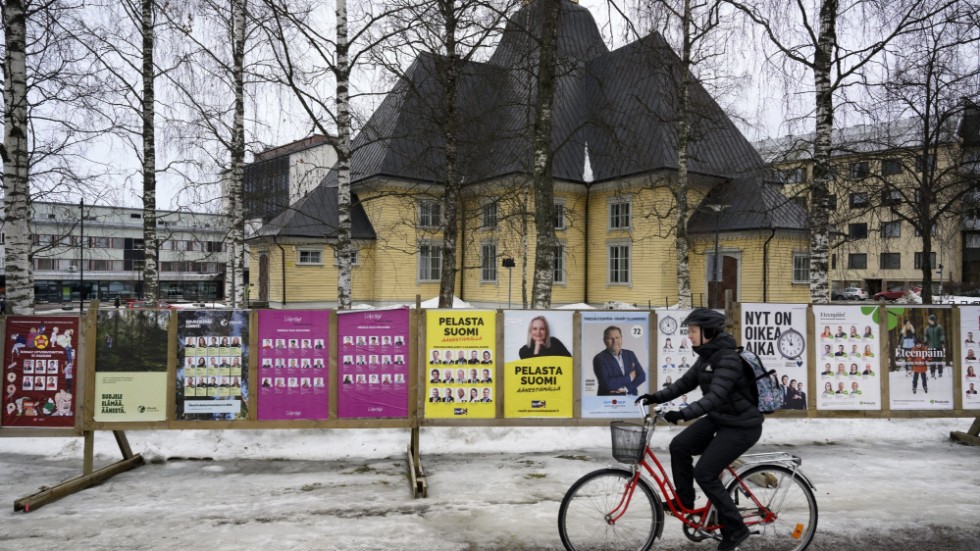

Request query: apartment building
[{"left": 1, "top": 201, "right": 228, "bottom": 303}]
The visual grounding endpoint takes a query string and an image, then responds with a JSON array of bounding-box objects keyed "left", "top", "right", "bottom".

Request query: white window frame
[
  {"left": 419, "top": 200, "right": 442, "bottom": 228},
  {"left": 608, "top": 197, "right": 632, "bottom": 230},
  {"left": 792, "top": 253, "right": 809, "bottom": 284},
  {"left": 481, "top": 202, "right": 498, "bottom": 229},
  {"left": 418, "top": 242, "right": 442, "bottom": 282},
  {"left": 554, "top": 200, "right": 566, "bottom": 230},
  {"left": 297, "top": 248, "right": 323, "bottom": 265},
  {"left": 553, "top": 242, "right": 566, "bottom": 285},
  {"left": 607, "top": 241, "right": 631, "bottom": 285},
  {"left": 480, "top": 242, "right": 497, "bottom": 283}
]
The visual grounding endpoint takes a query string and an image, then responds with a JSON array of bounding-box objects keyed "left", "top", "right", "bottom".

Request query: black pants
[
  {"left": 913, "top": 371, "right": 928, "bottom": 391},
  {"left": 669, "top": 417, "right": 763, "bottom": 535}
]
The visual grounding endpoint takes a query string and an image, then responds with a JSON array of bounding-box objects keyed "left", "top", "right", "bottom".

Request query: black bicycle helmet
[{"left": 681, "top": 308, "right": 726, "bottom": 329}]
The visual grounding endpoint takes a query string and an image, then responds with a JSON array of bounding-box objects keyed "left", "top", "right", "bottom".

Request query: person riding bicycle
[{"left": 636, "top": 308, "right": 763, "bottom": 551}]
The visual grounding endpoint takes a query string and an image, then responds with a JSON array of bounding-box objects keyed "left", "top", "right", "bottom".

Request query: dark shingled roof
[
  {"left": 248, "top": 184, "right": 376, "bottom": 241},
  {"left": 687, "top": 174, "right": 809, "bottom": 234},
  {"left": 258, "top": 0, "right": 805, "bottom": 239}
]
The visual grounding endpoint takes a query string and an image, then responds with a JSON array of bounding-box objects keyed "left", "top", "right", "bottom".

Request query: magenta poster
[
  {"left": 337, "top": 307, "right": 409, "bottom": 418},
  {"left": 257, "top": 310, "right": 329, "bottom": 420}
]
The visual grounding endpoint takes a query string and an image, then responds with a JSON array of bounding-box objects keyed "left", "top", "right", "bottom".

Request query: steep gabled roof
[
  {"left": 688, "top": 175, "right": 809, "bottom": 233},
  {"left": 248, "top": 183, "right": 375, "bottom": 241}
]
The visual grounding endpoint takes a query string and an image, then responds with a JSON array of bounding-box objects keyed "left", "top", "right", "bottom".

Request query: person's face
[
  {"left": 444, "top": 351, "right": 453, "bottom": 360},
  {"left": 432, "top": 351, "right": 439, "bottom": 360},
  {"left": 456, "top": 369, "right": 464, "bottom": 379},
  {"left": 825, "top": 382, "right": 833, "bottom": 391},
  {"left": 483, "top": 389, "right": 490, "bottom": 397},
  {"left": 431, "top": 369, "right": 438, "bottom": 378},
  {"left": 431, "top": 389, "right": 439, "bottom": 398},
  {"left": 970, "top": 333, "right": 975, "bottom": 339},
  {"left": 781, "top": 375, "right": 789, "bottom": 384},
  {"left": 444, "top": 389, "right": 452, "bottom": 397},
  {"left": 457, "top": 351, "right": 465, "bottom": 359},
  {"left": 482, "top": 369, "right": 490, "bottom": 378},
  {"left": 529, "top": 319, "right": 548, "bottom": 342},
  {"left": 483, "top": 351, "right": 491, "bottom": 360},
  {"left": 457, "top": 389, "right": 465, "bottom": 398},
  {"left": 688, "top": 325, "right": 704, "bottom": 346},
  {"left": 824, "top": 345, "right": 831, "bottom": 353},
  {"left": 604, "top": 329, "right": 623, "bottom": 354},
  {"left": 824, "top": 363, "right": 831, "bottom": 370},
  {"left": 837, "top": 345, "right": 844, "bottom": 352},
  {"left": 838, "top": 383, "right": 846, "bottom": 390},
  {"left": 851, "top": 382, "right": 858, "bottom": 390},
  {"left": 470, "top": 351, "right": 478, "bottom": 359}
]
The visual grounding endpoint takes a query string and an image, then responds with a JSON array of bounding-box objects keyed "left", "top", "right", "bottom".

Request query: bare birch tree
[{"left": 728, "top": 0, "right": 955, "bottom": 303}]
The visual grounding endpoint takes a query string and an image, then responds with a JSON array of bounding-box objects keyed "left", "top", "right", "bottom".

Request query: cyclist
[{"left": 637, "top": 308, "right": 763, "bottom": 551}]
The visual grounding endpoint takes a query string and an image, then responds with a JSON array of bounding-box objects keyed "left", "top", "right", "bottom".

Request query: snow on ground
[{"left": 2, "top": 418, "right": 980, "bottom": 550}]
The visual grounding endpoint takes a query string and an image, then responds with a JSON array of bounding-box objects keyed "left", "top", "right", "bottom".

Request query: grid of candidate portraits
[
  {"left": 258, "top": 337, "right": 328, "bottom": 393},
  {"left": 183, "top": 335, "right": 245, "bottom": 397},
  {"left": 339, "top": 333, "right": 408, "bottom": 389},
  {"left": 816, "top": 322, "right": 879, "bottom": 405},
  {"left": 427, "top": 349, "right": 495, "bottom": 404}
]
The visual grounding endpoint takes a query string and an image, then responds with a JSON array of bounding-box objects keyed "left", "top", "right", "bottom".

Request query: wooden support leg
[
  {"left": 949, "top": 416, "right": 980, "bottom": 446},
  {"left": 113, "top": 430, "right": 135, "bottom": 460},
  {"left": 406, "top": 426, "right": 427, "bottom": 498},
  {"left": 83, "top": 430, "right": 94, "bottom": 475}
]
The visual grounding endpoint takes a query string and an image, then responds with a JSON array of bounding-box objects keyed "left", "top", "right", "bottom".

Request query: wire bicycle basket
[{"left": 610, "top": 421, "right": 647, "bottom": 464}]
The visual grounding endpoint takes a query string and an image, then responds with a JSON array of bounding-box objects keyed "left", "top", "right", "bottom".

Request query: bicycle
[{"left": 557, "top": 407, "right": 817, "bottom": 551}]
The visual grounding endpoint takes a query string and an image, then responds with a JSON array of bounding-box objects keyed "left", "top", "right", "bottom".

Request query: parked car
[
  {"left": 873, "top": 286, "right": 922, "bottom": 301},
  {"left": 832, "top": 287, "right": 869, "bottom": 300},
  {"left": 126, "top": 299, "right": 175, "bottom": 309}
]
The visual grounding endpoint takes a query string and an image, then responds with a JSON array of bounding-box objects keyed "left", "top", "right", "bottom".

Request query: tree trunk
[
  {"left": 141, "top": 0, "right": 159, "bottom": 302},
  {"left": 2, "top": 0, "right": 34, "bottom": 314},
  {"left": 530, "top": 0, "right": 561, "bottom": 309},
  {"left": 674, "top": 0, "right": 693, "bottom": 309},
  {"left": 335, "top": 0, "right": 354, "bottom": 310},
  {"left": 437, "top": 0, "right": 460, "bottom": 310},
  {"left": 808, "top": 0, "right": 838, "bottom": 305},
  {"left": 226, "top": 0, "right": 247, "bottom": 308}
]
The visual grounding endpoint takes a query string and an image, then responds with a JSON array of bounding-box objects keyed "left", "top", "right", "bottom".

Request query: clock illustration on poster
[
  {"left": 776, "top": 327, "right": 806, "bottom": 360},
  {"left": 659, "top": 316, "right": 678, "bottom": 336}
]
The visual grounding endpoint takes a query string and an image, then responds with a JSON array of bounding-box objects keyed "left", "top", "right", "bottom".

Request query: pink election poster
[
  {"left": 337, "top": 308, "right": 409, "bottom": 418},
  {"left": 257, "top": 310, "right": 329, "bottom": 420}
]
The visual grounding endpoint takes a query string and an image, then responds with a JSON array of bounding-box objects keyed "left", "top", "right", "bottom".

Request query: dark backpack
[{"left": 736, "top": 346, "right": 784, "bottom": 414}]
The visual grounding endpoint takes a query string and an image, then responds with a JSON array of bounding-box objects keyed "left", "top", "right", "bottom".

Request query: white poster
[
  {"left": 741, "top": 303, "right": 809, "bottom": 411},
  {"left": 812, "top": 306, "right": 882, "bottom": 411},
  {"left": 886, "top": 306, "right": 953, "bottom": 411},
  {"left": 579, "top": 312, "right": 650, "bottom": 418},
  {"left": 958, "top": 306, "right": 980, "bottom": 410},
  {"left": 653, "top": 309, "right": 703, "bottom": 411}
]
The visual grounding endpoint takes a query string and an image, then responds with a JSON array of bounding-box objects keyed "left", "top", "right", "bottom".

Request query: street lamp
[
  {"left": 704, "top": 203, "right": 729, "bottom": 308},
  {"left": 502, "top": 257, "right": 515, "bottom": 309},
  {"left": 79, "top": 199, "right": 85, "bottom": 313}
]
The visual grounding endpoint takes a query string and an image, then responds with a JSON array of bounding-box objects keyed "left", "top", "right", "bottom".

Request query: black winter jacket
[{"left": 651, "top": 332, "right": 763, "bottom": 428}]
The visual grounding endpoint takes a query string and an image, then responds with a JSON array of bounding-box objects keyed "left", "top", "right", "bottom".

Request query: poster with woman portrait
[
  {"left": 257, "top": 310, "right": 329, "bottom": 420},
  {"left": 812, "top": 306, "right": 882, "bottom": 411},
  {"left": 653, "top": 309, "right": 703, "bottom": 412},
  {"left": 176, "top": 310, "right": 249, "bottom": 421},
  {"left": 2, "top": 316, "right": 79, "bottom": 427},
  {"left": 503, "top": 311, "right": 573, "bottom": 418},
  {"left": 886, "top": 306, "right": 953, "bottom": 410},
  {"left": 958, "top": 306, "right": 980, "bottom": 410}
]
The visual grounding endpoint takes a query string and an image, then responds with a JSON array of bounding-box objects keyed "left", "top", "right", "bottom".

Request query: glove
[
  {"left": 664, "top": 410, "right": 685, "bottom": 425},
  {"left": 635, "top": 394, "right": 655, "bottom": 406}
]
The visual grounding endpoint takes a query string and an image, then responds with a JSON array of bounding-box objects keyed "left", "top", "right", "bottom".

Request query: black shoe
[{"left": 718, "top": 526, "right": 750, "bottom": 551}]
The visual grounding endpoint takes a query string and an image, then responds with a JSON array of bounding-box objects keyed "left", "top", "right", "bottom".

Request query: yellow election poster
[
  {"left": 503, "top": 311, "right": 573, "bottom": 418},
  {"left": 424, "top": 310, "right": 496, "bottom": 419}
]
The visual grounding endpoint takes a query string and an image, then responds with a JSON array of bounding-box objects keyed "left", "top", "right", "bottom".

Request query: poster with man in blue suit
[{"left": 581, "top": 312, "right": 649, "bottom": 418}]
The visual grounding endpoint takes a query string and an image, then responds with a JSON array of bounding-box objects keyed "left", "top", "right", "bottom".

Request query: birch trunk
[
  {"left": 437, "top": 0, "right": 460, "bottom": 310},
  {"left": 674, "top": 0, "right": 693, "bottom": 309},
  {"left": 335, "top": 0, "right": 354, "bottom": 310},
  {"left": 2, "top": 0, "right": 33, "bottom": 314},
  {"left": 529, "top": 0, "right": 561, "bottom": 309},
  {"left": 807, "top": 0, "right": 838, "bottom": 305},
  {"left": 140, "top": 0, "right": 159, "bottom": 302},
  {"left": 226, "top": 0, "right": 247, "bottom": 308}
]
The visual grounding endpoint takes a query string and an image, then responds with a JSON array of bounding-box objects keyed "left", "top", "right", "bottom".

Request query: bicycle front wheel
[
  {"left": 726, "top": 464, "right": 818, "bottom": 551},
  {"left": 558, "top": 468, "right": 664, "bottom": 551}
]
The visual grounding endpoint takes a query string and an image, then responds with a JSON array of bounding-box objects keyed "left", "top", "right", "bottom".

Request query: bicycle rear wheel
[
  {"left": 726, "top": 464, "right": 818, "bottom": 551},
  {"left": 558, "top": 468, "right": 664, "bottom": 551}
]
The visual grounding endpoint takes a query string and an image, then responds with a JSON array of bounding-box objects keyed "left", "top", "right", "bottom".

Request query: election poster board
[
  {"left": 579, "top": 312, "right": 649, "bottom": 418},
  {"left": 337, "top": 308, "right": 410, "bottom": 419},
  {"left": 653, "top": 309, "right": 703, "bottom": 411},
  {"left": 741, "top": 303, "right": 809, "bottom": 411},
  {"left": 424, "top": 310, "right": 496, "bottom": 419},
  {"left": 887, "top": 306, "right": 954, "bottom": 411},
  {"left": 94, "top": 310, "right": 169, "bottom": 422},
  {"left": 2, "top": 316, "right": 79, "bottom": 427},
  {"left": 958, "top": 306, "right": 980, "bottom": 409},
  {"left": 256, "top": 310, "right": 329, "bottom": 420},
  {"left": 176, "top": 310, "right": 249, "bottom": 421},
  {"left": 812, "top": 306, "right": 882, "bottom": 410},
  {"left": 503, "top": 311, "right": 573, "bottom": 418}
]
